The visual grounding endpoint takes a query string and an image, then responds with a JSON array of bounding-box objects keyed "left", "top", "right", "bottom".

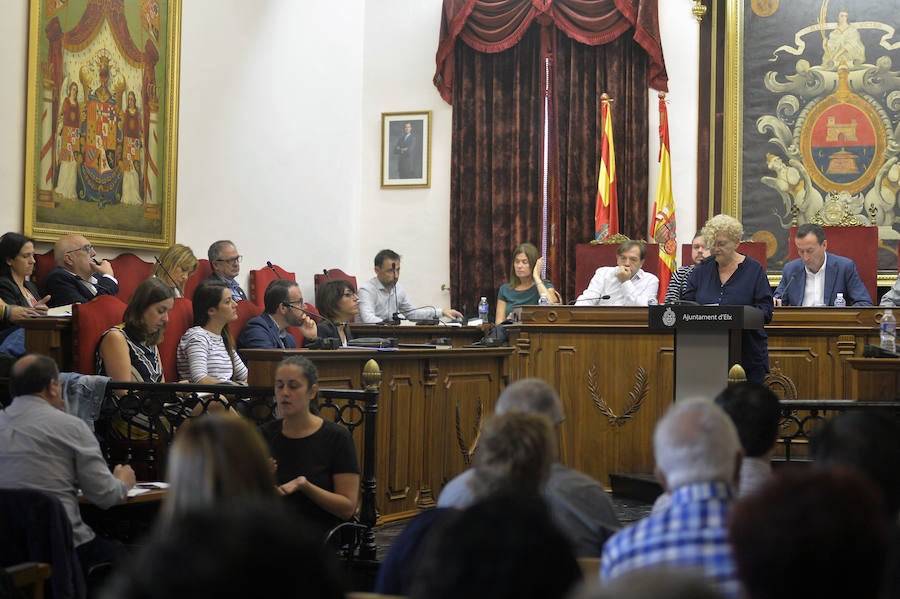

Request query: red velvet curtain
[{"left": 438, "top": 0, "right": 667, "bottom": 309}]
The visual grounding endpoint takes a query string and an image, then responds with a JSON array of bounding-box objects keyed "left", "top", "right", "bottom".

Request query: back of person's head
[
  {"left": 374, "top": 248, "right": 400, "bottom": 267},
  {"left": 100, "top": 499, "right": 344, "bottom": 599},
  {"left": 315, "top": 279, "right": 355, "bottom": 321},
  {"left": 409, "top": 493, "right": 582, "bottom": 599},
  {"left": 0, "top": 232, "right": 34, "bottom": 278},
  {"left": 160, "top": 413, "right": 275, "bottom": 526},
  {"left": 206, "top": 240, "right": 235, "bottom": 263},
  {"left": 653, "top": 398, "right": 741, "bottom": 490},
  {"left": 570, "top": 567, "right": 724, "bottom": 599},
  {"left": 714, "top": 382, "right": 780, "bottom": 458},
  {"left": 469, "top": 412, "right": 555, "bottom": 500},
  {"left": 9, "top": 354, "right": 58, "bottom": 398},
  {"left": 495, "top": 378, "right": 564, "bottom": 425},
  {"left": 730, "top": 467, "right": 887, "bottom": 599},
  {"left": 811, "top": 410, "right": 900, "bottom": 517},
  {"left": 263, "top": 279, "right": 298, "bottom": 314},
  {"left": 124, "top": 277, "right": 176, "bottom": 345}
]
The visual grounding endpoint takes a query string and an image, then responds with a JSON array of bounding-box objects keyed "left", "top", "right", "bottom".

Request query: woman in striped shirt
[{"left": 177, "top": 280, "right": 247, "bottom": 385}]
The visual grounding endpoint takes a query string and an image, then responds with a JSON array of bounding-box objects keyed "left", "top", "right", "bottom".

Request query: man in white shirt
[
  {"left": 357, "top": 249, "right": 463, "bottom": 323},
  {"left": 575, "top": 241, "right": 659, "bottom": 306}
]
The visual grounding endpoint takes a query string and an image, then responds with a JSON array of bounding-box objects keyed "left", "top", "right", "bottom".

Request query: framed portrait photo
[
  {"left": 381, "top": 111, "right": 431, "bottom": 188},
  {"left": 23, "top": 0, "right": 181, "bottom": 250}
]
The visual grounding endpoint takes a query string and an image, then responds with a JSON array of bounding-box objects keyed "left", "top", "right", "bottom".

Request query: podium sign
[{"left": 649, "top": 305, "right": 765, "bottom": 401}]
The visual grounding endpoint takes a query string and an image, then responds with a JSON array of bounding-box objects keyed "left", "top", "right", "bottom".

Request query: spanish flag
[
  {"left": 595, "top": 94, "right": 618, "bottom": 241},
  {"left": 651, "top": 93, "right": 677, "bottom": 303}
]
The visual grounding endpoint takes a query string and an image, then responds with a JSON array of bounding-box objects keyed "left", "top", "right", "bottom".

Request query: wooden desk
[
  {"left": 79, "top": 487, "right": 166, "bottom": 543},
  {"left": 20, "top": 316, "right": 72, "bottom": 370},
  {"left": 352, "top": 323, "right": 484, "bottom": 347},
  {"left": 241, "top": 347, "right": 511, "bottom": 523},
  {"left": 846, "top": 357, "right": 900, "bottom": 401}
]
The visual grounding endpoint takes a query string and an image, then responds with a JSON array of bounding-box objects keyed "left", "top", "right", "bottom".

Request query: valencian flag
[
  {"left": 650, "top": 93, "right": 677, "bottom": 303},
  {"left": 595, "top": 94, "right": 618, "bottom": 241}
]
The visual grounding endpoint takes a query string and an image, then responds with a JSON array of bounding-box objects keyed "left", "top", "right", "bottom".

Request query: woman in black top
[{"left": 314, "top": 279, "right": 359, "bottom": 347}]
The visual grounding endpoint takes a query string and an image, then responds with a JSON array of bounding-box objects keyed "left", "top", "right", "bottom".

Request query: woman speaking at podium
[{"left": 683, "top": 214, "right": 773, "bottom": 383}]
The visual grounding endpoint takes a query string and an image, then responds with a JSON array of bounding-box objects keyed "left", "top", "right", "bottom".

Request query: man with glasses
[
  {"left": 357, "top": 249, "right": 463, "bottom": 324},
  {"left": 44, "top": 234, "right": 119, "bottom": 307},
  {"left": 237, "top": 279, "right": 317, "bottom": 349},
  {"left": 206, "top": 240, "right": 247, "bottom": 301},
  {"left": 574, "top": 240, "right": 659, "bottom": 306}
]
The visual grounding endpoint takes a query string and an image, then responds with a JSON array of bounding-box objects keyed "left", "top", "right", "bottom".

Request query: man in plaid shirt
[{"left": 600, "top": 399, "right": 743, "bottom": 598}]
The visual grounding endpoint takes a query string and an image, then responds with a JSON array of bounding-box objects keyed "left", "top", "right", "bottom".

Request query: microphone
[
  {"left": 154, "top": 256, "right": 181, "bottom": 291},
  {"left": 281, "top": 301, "right": 343, "bottom": 348},
  {"left": 392, "top": 305, "right": 441, "bottom": 324},
  {"left": 266, "top": 261, "right": 282, "bottom": 279},
  {"left": 778, "top": 273, "right": 796, "bottom": 306},
  {"left": 322, "top": 268, "right": 330, "bottom": 279},
  {"left": 570, "top": 294, "right": 611, "bottom": 305}
]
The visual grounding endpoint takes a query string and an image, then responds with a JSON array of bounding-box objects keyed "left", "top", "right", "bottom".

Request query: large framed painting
[
  {"left": 24, "top": 0, "right": 181, "bottom": 250},
  {"left": 381, "top": 111, "right": 431, "bottom": 188},
  {"left": 713, "top": 0, "right": 900, "bottom": 282}
]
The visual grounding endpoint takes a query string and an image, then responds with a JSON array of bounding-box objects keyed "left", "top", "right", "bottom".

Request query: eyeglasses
[
  {"left": 65, "top": 244, "right": 93, "bottom": 255},
  {"left": 214, "top": 255, "right": 242, "bottom": 265},
  {"left": 284, "top": 302, "right": 306, "bottom": 311},
  {"left": 341, "top": 291, "right": 358, "bottom": 298}
]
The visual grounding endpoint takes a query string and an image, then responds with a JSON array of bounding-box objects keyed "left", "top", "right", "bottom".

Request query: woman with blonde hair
[
  {"left": 152, "top": 243, "right": 198, "bottom": 298},
  {"left": 683, "top": 214, "right": 773, "bottom": 382}
]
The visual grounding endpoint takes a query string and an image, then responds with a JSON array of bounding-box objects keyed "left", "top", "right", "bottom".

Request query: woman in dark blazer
[
  {"left": 314, "top": 280, "right": 359, "bottom": 347},
  {"left": 0, "top": 232, "right": 49, "bottom": 355}
]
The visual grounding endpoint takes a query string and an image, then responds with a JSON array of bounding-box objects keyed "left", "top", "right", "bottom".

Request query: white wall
[{"left": 0, "top": 1, "right": 699, "bottom": 308}]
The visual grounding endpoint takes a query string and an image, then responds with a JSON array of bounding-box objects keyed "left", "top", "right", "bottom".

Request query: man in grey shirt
[
  {"left": 0, "top": 354, "right": 135, "bottom": 573},
  {"left": 438, "top": 378, "right": 620, "bottom": 556}
]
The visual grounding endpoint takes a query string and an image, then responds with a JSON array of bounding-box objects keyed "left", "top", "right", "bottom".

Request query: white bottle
[
  {"left": 834, "top": 292, "right": 846, "bottom": 307},
  {"left": 538, "top": 293, "right": 549, "bottom": 306},
  {"left": 881, "top": 309, "right": 896, "bottom": 353},
  {"left": 478, "top": 297, "right": 489, "bottom": 322}
]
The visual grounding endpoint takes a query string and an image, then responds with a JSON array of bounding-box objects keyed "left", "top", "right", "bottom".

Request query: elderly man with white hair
[{"left": 600, "top": 398, "right": 743, "bottom": 598}]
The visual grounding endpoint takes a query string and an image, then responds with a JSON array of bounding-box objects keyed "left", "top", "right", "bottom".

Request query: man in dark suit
[
  {"left": 774, "top": 223, "right": 872, "bottom": 307},
  {"left": 43, "top": 234, "right": 118, "bottom": 307},
  {"left": 237, "top": 279, "right": 317, "bottom": 349},
  {"left": 394, "top": 122, "right": 417, "bottom": 179}
]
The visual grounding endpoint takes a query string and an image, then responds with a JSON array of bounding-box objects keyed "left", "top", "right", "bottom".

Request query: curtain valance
[{"left": 434, "top": 0, "right": 667, "bottom": 103}]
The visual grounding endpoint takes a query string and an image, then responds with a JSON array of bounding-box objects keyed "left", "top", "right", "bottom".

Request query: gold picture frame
[
  {"left": 24, "top": 0, "right": 181, "bottom": 250},
  {"left": 381, "top": 111, "right": 431, "bottom": 188}
]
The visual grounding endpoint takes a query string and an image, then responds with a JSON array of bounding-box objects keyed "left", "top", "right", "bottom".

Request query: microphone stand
[{"left": 154, "top": 256, "right": 182, "bottom": 294}]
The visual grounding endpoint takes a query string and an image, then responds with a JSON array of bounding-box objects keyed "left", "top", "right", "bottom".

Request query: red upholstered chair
[
  {"left": 249, "top": 263, "right": 296, "bottom": 311},
  {"left": 680, "top": 242, "right": 767, "bottom": 270},
  {"left": 158, "top": 297, "right": 193, "bottom": 382},
  {"left": 574, "top": 243, "right": 660, "bottom": 301},
  {"left": 787, "top": 226, "right": 878, "bottom": 302},
  {"left": 183, "top": 259, "right": 212, "bottom": 301},
  {"left": 228, "top": 299, "right": 261, "bottom": 341},
  {"left": 314, "top": 268, "right": 358, "bottom": 293},
  {"left": 72, "top": 295, "right": 127, "bottom": 375},
  {"left": 108, "top": 253, "right": 153, "bottom": 302},
  {"left": 31, "top": 249, "right": 56, "bottom": 296}
]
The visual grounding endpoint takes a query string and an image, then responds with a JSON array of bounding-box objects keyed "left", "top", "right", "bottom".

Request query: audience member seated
[
  {"left": 496, "top": 243, "right": 560, "bottom": 323},
  {"left": 43, "top": 234, "right": 119, "bottom": 307},
  {"left": 601, "top": 398, "right": 742, "bottom": 597},
  {"left": 156, "top": 413, "right": 279, "bottom": 528},
  {"left": 811, "top": 411, "right": 900, "bottom": 598},
  {"left": 575, "top": 241, "right": 659, "bottom": 306},
  {"left": 408, "top": 495, "right": 582, "bottom": 599},
  {"left": 0, "top": 355, "right": 136, "bottom": 578},
  {"left": 177, "top": 280, "right": 247, "bottom": 385},
  {"left": 664, "top": 231, "right": 709, "bottom": 303},
  {"left": 439, "top": 378, "right": 619, "bottom": 557},
  {"left": 205, "top": 240, "right": 247, "bottom": 301},
  {"left": 571, "top": 567, "right": 724, "bottom": 599},
  {"left": 259, "top": 356, "right": 359, "bottom": 541},
  {"left": 774, "top": 223, "right": 872, "bottom": 306},
  {"left": 152, "top": 243, "right": 198, "bottom": 298},
  {"left": 730, "top": 467, "right": 887, "bottom": 599},
  {"left": 0, "top": 233, "right": 49, "bottom": 356},
  {"left": 379, "top": 410, "right": 562, "bottom": 595},
  {"left": 684, "top": 214, "right": 773, "bottom": 383},
  {"left": 312, "top": 279, "right": 359, "bottom": 347},
  {"left": 96, "top": 278, "right": 176, "bottom": 438},
  {"left": 237, "top": 279, "right": 317, "bottom": 350},
  {"left": 357, "top": 249, "right": 462, "bottom": 323},
  {"left": 653, "top": 381, "right": 780, "bottom": 513},
  {"left": 99, "top": 500, "right": 345, "bottom": 599},
  {"left": 881, "top": 278, "right": 900, "bottom": 307}
]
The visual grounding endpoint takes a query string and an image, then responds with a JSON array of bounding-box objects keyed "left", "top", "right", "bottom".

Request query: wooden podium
[{"left": 649, "top": 305, "right": 764, "bottom": 401}]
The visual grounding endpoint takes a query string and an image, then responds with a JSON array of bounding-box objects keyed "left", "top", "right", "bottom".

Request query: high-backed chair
[
  {"left": 183, "top": 259, "right": 212, "bottom": 301},
  {"left": 787, "top": 226, "right": 878, "bottom": 302},
  {"left": 228, "top": 300, "right": 260, "bottom": 341},
  {"left": 158, "top": 297, "right": 193, "bottom": 382},
  {"left": 314, "top": 268, "right": 358, "bottom": 293},
  {"left": 108, "top": 253, "right": 153, "bottom": 303},
  {"left": 680, "top": 242, "right": 768, "bottom": 271},
  {"left": 574, "top": 243, "right": 660, "bottom": 302},
  {"left": 31, "top": 250, "right": 56, "bottom": 296},
  {"left": 248, "top": 263, "right": 296, "bottom": 311},
  {"left": 72, "top": 296, "right": 127, "bottom": 375}
]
